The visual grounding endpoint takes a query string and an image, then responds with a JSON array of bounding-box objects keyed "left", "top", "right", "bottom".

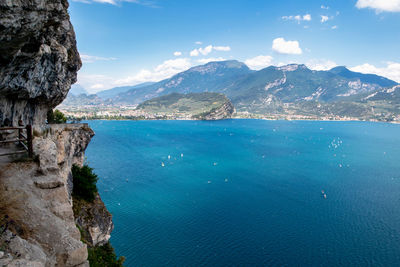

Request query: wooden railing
[{"left": 0, "top": 125, "right": 33, "bottom": 158}]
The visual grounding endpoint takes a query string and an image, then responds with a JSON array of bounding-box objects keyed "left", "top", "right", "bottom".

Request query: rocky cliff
[
  {"left": 73, "top": 193, "right": 113, "bottom": 248},
  {"left": 0, "top": 124, "right": 97, "bottom": 266},
  {"left": 0, "top": 0, "right": 115, "bottom": 266},
  {"left": 194, "top": 100, "right": 235, "bottom": 120},
  {"left": 0, "top": 0, "right": 81, "bottom": 126}
]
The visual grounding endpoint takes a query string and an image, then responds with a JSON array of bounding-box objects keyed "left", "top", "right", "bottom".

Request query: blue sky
[{"left": 69, "top": 0, "right": 400, "bottom": 93}]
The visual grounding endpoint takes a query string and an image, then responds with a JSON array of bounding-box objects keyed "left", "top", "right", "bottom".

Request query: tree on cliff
[
  {"left": 72, "top": 164, "right": 98, "bottom": 202},
  {"left": 47, "top": 109, "right": 67, "bottom": 124}
]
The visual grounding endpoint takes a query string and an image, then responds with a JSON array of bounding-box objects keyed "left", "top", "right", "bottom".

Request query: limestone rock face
[
  {"left": 0, "top": 230, "right": 47, "bottom": 266},
  {"left": 73, "top": 194, "right": 114, "bottom": 247},
  {"left": 0, "top": 1, "right": 117, "bottom": 266},
  {"left": 196, "top": 100, "right": 235, "bottom": 120},
  {"left": 0, "top": 0, "right": 81, "bottom": 126},
  {"left": 33, "top": 124, "right": 94, "bottom": 175},
  {"left": 0, "top": 124, "right": 93, "bottom": 266}
]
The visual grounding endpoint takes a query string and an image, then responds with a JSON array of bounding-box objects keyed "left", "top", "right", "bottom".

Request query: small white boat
[
  {"left": 161, "top": 162, "right": 165, "bottom": 167},
  {"left": 181, "top": 153, "right": 184, "bottom": 157},
  {"left": 323, "top": 194, "right": 327, "bottom": 199},
  {"left": 224, "top": 178, "right": 228, "bottom": 182},
  {"left": 168, "top": 155, "right": 171, "bottom": 160}
]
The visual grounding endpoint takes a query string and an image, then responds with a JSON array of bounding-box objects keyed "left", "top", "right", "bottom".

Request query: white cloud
[
  {"left": 306, "top": 59, "right": 337, "bottom": 71},
  {"left": 197, "top": 57, "right": 226, "bottom": 64},
  {"left": 76, "top": 74, "right": 116, "bottom": 93},
  {"left": 320, "top": 15, "right": 329, "bottom": 23},
  {"left": 90, "top": 83, "right": 105, "bottom": 89},
  {"left": 303, "top": 14, "right": 312, "bottom": 21},
  {"left": 77, "top": 58, "right": 194, "bottom": 93},
  {"left": 173, "top": 51, "right": 182, "bottom": 56},
  {"left": 199, "top": 45, "right": 213, "bottom": 56},
  {"left": 272, "top": 38, "right": 302, "bottom": 55},
  {"left": 153, "top": 58, "right": 191, "bottom": 75},
  {"left": 190, "top": 48, "right": 204, "bottom": 57},
  {"left": 245, "top": 55, "right": 273, "bottom": 70},
  {"left": 282, "top": 14, "right": 312, "bottom": 23},
  {"left": 190, "top": 49, "right": 199, "bottom": 57},
  {"left": 213, "top": 46, "right": 231, "bottom": 51},
  {"left": 115, "top": 58, "right": 192, "bottom": 85},
  {"left": 331, "top": 25, "right": 338, "bottom": 29},
  {"left": 350, "top": 62, "right": 400, "bottom": 82},
  {"left": 195, "top": 41, "right": 202, "bottom": 45},
  {"left": 356, "top": 0, "right": 400, "bottom": 12},
  {"left": 190, "top": 45, "right": 231, "bottom": 57},
  {"left": 80, "top": 54, "right": 117, "bottom": 63},
  {"left": 321, "top": 5, "right": 330, "bottom": 9}
]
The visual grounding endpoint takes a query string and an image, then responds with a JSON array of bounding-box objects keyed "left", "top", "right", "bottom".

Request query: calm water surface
[{"left": 85, "top": 120, "right": 400, "bottom": 266}]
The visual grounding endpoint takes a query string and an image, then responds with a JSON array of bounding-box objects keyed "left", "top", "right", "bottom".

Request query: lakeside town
[{"left": 58, "top": 104, "right": 396, "bottom": 123}]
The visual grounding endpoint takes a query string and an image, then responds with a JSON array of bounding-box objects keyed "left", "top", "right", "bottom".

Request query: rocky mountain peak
[
  {"left": 188, "top": 60, "right": 249, "bottom": 74},
  {"left": 329, "top": 66, "right": 350, "bottom": 73},
  {"left": 276, "top": 64, "right": 308, "bottom": 72}
]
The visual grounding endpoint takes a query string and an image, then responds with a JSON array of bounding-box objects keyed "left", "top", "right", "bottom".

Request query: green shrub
[
  {"left": 72, "top": 164, "right": 98, "bottom": 202},
  {"left": 88, "top": 242, "right": 125, "bottom": 267},
  {"left": 47, "top": 109, "right": 67, "bottom": 124}
]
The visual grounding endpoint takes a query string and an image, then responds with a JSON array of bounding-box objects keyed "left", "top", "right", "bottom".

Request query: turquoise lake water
[{"left": 85, "top": 119, "right": 400, "bottom": 266}]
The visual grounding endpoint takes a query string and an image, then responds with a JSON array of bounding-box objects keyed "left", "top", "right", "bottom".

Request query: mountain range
[
  {"left": 109, "top": 60, "right": 397, "bottom": 106},
  {"left": 61, "top": 60, "right": 400, "bottom": 121}
]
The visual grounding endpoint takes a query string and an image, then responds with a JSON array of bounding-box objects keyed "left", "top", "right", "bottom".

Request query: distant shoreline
[{"left": 73, "top": 117, "right": 400, "bottom": 124}]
